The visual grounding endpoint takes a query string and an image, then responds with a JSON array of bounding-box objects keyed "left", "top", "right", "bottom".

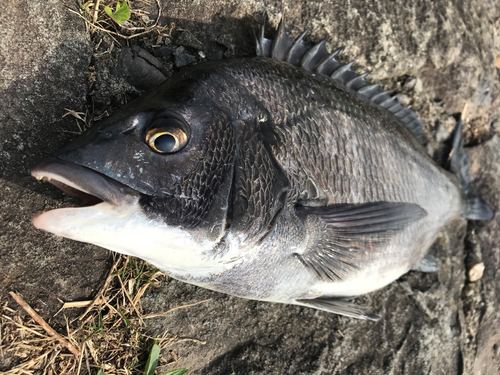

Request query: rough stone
[
  {"left": 117, "top": 45, "right": 168, "bottom": 90},
  {"left": 174, "top": 52, "right": 197, "bottom": 68},
  {"left": 177, "top": 30, "right": 205, "bottom": 51},
  {"left": 0, "top": 0, "right": 111, "bottom": 368},
  {"left": 153, "top": 46, "right": 175, "bottom": 58},
  {"left": 466, "top": 136, "right": 500, "bottom": 375}
]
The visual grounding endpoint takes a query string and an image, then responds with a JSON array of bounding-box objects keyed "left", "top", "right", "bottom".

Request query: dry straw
[{"left": 2, "top": 254, "right": 209, "bottom": 374}]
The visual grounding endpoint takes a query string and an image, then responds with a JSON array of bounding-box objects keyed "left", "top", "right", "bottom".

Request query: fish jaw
[{"left": 31, "top": 158, "right": 219, "bottom": 273}]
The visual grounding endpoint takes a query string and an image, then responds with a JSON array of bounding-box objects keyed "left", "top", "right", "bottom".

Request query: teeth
[{"left": 35, "top": 175, "right": 51, "bottom": 183}]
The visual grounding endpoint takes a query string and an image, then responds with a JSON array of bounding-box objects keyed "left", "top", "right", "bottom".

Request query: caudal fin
[{"left": 449, "top": 117, "right": 494, "bottom": 220}]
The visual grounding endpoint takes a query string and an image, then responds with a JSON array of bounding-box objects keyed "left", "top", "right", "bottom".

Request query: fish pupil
[{"left": 155, "top": 133, "right": 176, "bottom": 152}]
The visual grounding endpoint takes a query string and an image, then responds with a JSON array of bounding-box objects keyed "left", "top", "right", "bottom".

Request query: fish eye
[{"left": 145, "top": 118, "right": 189, "bottom": 154}]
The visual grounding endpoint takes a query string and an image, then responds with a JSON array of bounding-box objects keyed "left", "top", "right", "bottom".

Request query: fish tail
[{"left": 450, "top": 116, "right": 494, "bottom": 220}]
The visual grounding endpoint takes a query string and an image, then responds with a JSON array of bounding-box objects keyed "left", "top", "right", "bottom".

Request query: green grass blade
[
  {"left": 144, "top": 342, "right": 161, "bottom": 375},
  {"left": 119, "top": 311, "right": 130, "bottom": 327}
]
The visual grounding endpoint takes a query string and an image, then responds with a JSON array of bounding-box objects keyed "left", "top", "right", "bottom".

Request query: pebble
[
  {"left": 414, "top": 78, "right": 423, "bottom": 94},
  {"left": 396, "top": 93, "right": 410, "bottom": 106},
  {"left": 175, "top": 46, "right": 186, "bottom": 55},
  {"left": 468, "top": 262, "right": 485, "bottom": 282},
  {"left": 153, "top": 46, "right": 174, "bottom": 58},
  {"left": 177, "top": 30, "right": 205, "bottom": 50},
  {"left": 403, "top": 76, "right": 417, "bottom": 90},
  {"left": 174, "top": 53, "right": 197, "bottom": 68}
]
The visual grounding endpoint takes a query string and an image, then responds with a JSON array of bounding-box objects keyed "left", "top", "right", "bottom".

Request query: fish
[{"left": 31, "top": 19, "right": 494, "bottom": 320}]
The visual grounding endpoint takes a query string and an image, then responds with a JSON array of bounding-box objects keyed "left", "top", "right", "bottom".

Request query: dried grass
[
  {"left": 69, "top": 0, "right": 176, "bottom": 44},
  {"left": 1, "top": 254, "right": 209, "bottom": 374}
]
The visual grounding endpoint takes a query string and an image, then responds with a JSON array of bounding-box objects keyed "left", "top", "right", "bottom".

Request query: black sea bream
[{"left": 32, "top": 21, "right": 493, "bottom": 320}]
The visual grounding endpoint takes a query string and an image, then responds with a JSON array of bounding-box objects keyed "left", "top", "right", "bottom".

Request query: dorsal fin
[{"left": 256, "top": 18, "right": 428, "bottom": 146}]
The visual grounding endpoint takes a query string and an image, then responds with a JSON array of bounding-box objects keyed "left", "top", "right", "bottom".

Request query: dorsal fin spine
[
  {"left": 370, "top": 91, "right": 391, "bottom": 105},
  {"left": 330, "top": 62, "right": 354, "bottom": 83},
  {"left": 394, "top": 108, "right": 408, "bottom": 118},
  {"left": 300, "top": 41, "right": 328, "bottom": 71},
  {"left": 315, "top": 48, "right": 344, "bottom": 75},
  {"left": 285, "top": 29, "right": 309, "bottom": 65},
  {"left": 256, "top": 17, "right": 428, "bottom": 145},
  {"left": 357, "top": 83, "right": 381, "bottom": 98},
  {"left": 345, "top": 72, "right": 370, "bottom": 90}
]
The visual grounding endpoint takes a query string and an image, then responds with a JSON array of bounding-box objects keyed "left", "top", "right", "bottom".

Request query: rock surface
[
  {"left": 1, "top": 0, "right": 499, "bottom": 374},
  {"left": 0, "top": 1, "right": 112, "bottom": 294},
  {"left": 0, "top": 0, "right": 110, "bottom": 368}
]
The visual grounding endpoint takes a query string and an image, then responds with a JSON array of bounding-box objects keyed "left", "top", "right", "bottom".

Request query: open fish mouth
[
  {"left": 31, "top": 158, "right": 219, "bottom": 272},
  {"left": 31, "top": 158, "right": 141, "bottom": 234}
]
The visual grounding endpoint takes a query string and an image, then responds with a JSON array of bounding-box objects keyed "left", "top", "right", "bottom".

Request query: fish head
[{"left": 32, "top": 91, "right": 236, "bottom": 273}]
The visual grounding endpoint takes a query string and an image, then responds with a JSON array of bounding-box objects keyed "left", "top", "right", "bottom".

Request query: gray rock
[
  {"left": 465, "top": 136, "right": 500, "bottom": 374},
  {"left": 177, "top": 30, "right": 205, "bottom": 50},
  {"left": 217, "top": 34, "right": 237, "bottom": 58},
  {"left": 0, "top": 0, "right": 110, "bottom": 369},
  {"left": 153, "top": 46, "right": 175, "bottom": 58},
  {"left": 117, "top": 45, "right": 167, "bottom": 90},
  {"left": 174, "top": 52, "right": 197, "bottom": 68}
]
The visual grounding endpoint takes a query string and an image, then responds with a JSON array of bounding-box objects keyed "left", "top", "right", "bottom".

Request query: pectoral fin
[
  {"left": 295, "top": 202, "right": 427, "bottom": 281},
  {"left": 296, "top": 296, "right": 380, "bottom": 321}
]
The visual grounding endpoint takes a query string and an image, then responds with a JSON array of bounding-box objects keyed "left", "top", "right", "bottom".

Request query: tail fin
[{"left": 449, "top": 117, "right": 494, "bottom": 220}]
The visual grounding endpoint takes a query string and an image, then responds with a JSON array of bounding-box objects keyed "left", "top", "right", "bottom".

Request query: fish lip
[{"left": 31, "top": 157, "right": 141, "bottom": 206}]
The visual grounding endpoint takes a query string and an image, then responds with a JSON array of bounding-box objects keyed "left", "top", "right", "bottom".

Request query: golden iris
[{"left": 146, "top": 127, "right": 188, "bottom": 153}]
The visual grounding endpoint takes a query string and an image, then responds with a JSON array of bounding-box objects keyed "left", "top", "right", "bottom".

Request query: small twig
[
  {"left": 93, "top": 0, "right": 100, "bottom": 25},
  {"left": 43, "top": 348, "right": 60, "bottom": 373},
  {"left": 9, "top": 351, "right": 51, "bottom": 373},
  {"left": 116, "top": 272, "right": 144, "bottom": 325},
  {"left": 1, "top": 314, "right": 45, "bottom": 337},
  {"left": 84, "top": 344, "right": 91, "bottom": 375},
  {"left": 143, "top": 299, "right": 212, "bottom": 319},
  {"left": 9, "top": 292, "right": 81, "bottom": 358},
  {"left": 76, "top": 343, "right": 84, "bottom": 375}
]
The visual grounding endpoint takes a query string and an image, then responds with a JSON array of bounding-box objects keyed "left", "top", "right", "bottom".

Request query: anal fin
[
  {"left": 411, "top": 254, "right": 438, "bottom": 273},
  {"left": 296, "top": 297, "right": 380, "bottom": 321}
]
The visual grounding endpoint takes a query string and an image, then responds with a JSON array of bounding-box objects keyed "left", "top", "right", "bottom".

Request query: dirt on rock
[{"left": 1, "top": 0, "right": 499, "bottom": 374}]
